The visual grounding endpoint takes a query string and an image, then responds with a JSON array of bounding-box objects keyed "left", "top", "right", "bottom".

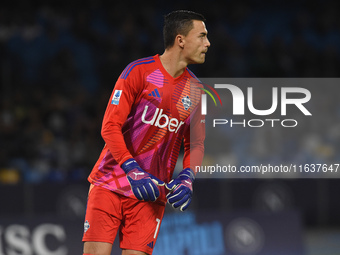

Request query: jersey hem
[{"left": 87, "top": 178, "right": 167, "bottom": 206}]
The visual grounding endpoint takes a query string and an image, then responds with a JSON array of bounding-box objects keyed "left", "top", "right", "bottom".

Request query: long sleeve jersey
[{"left": 88, "top": 54, "right": 205, "bottom": 204}]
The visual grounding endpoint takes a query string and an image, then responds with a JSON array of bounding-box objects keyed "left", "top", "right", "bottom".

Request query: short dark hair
[{"left": 163, "top": 10, "right": 206, "bottom": 49}]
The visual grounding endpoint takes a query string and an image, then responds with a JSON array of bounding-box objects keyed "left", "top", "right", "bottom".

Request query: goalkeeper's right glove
[{"left": 121, "top": 158, "right": 164, "bottom": 202}]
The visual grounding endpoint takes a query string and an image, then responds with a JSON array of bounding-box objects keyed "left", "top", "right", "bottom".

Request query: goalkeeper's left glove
[{"left": 165, "top": 168, "right": 195, "bottom": 211}]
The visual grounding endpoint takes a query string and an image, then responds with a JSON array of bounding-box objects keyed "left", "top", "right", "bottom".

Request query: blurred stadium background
[{"left": 1, "top": 0, "right": 340, "bottom": 254}]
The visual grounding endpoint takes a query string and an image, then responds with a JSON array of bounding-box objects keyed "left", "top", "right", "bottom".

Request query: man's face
[{"left": 182, "top": 20, "right": 210, "bottom": 64}]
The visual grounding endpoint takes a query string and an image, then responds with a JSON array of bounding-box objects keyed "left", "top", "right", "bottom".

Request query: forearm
[
  {"left": 101, "top": 121, "right": 133, "bottom": 166},
  {"left": 183, "top": 142, "right": 204, "bottom": 173}
]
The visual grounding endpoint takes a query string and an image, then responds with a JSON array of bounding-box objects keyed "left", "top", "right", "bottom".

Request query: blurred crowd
[{"left": 1, "top": 0, "right": 340, "bottom": 183}]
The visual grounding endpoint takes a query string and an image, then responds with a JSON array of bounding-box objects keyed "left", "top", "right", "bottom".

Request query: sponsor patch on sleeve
[{"left": 111, "top": 90, "right": 122, "bottom": 105}]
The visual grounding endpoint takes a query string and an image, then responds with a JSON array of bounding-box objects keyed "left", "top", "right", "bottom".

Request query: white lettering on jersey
[{"left": 141, "top": 105, "right": 185, "bottom": 133}]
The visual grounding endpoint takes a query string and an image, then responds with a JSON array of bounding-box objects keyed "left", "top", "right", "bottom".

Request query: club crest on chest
[{"left": 181, "top": 96, "right": 192, "bottom": 110}]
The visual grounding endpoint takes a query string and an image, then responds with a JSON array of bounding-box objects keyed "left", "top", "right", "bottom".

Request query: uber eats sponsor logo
[
  {"left": 141, "top": 105, "right": 185, "bottom": 133},
  {"left": 202, "top": 84, "right": 312, "bottom": 128}
]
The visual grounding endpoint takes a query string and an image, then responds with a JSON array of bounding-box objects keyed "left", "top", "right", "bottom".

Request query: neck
[{"left": 159, "top": 49, "right": 188, "bottom": 78}]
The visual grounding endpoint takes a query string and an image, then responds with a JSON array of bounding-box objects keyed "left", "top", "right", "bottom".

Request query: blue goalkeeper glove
[
  {"left": 165, "top": 168, "right": 195, "bottom": 211},
  {"left": 121, "top": 158, "right": 165, "bottom": 202}
]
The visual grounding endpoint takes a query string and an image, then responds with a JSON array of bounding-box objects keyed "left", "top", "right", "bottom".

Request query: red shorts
[{"left": 82, "top": 185, "right": 165, "bottom": 254}]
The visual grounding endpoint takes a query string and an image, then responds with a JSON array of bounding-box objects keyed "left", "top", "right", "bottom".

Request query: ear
[{"left": 176, "top": 34, "right": 185, "bottom": 49}]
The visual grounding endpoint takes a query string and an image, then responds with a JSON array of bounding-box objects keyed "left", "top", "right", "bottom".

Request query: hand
[
  {"left": 165, "top": 168, "right": 195, "bottom": 211},
  {"left": 121, "top": 158, "right": 164, "bottom": 201}
]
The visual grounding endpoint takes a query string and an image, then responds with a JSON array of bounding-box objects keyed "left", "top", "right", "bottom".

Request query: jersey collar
[{"left": 154, "top": 54, "right": 188, "bottom": 83}]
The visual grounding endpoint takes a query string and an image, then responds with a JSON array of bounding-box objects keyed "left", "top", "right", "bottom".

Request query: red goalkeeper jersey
[{"left": 88, "top": 54, "right": 205, "bottom": 204}]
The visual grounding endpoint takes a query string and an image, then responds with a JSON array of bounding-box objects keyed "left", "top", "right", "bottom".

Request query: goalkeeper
[{"left": 82, "top": 10, "right": 209, "bottom": 255}]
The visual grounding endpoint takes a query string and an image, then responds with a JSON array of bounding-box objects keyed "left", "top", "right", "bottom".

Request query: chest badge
[{"left": 181, "top": 96, "right": 192, "bottom": 110}]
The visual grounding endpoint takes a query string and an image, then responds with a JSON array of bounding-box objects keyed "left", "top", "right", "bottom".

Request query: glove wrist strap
[
  {"left": 180, "top": 168, "right": 195, "bottom": 182},
  {"left": 121, "top": 158, "right": 140, "bottom": 174}
]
